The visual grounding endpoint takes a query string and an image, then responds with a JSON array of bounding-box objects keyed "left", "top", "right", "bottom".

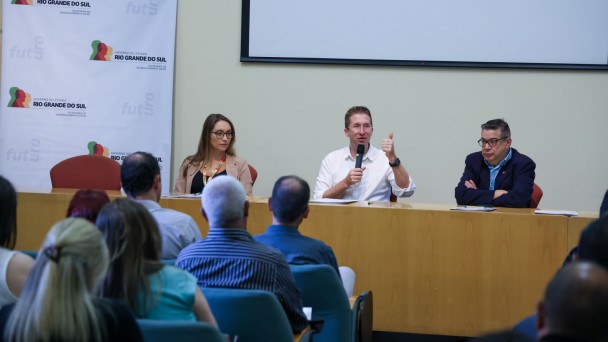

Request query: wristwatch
[{"left": 389, "top": 158, "right": 401, "bottom": 167}]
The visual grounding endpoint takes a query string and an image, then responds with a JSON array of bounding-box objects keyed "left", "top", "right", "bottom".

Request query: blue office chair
[
  {"left": 290, "top": 264, "right": 352, "bottom": 342},
  {"left": 137, "top": 319, "right": 225, "bottom": 342},
  {"left": 202, "top": 287, "right": 310, "bottom": 342}
]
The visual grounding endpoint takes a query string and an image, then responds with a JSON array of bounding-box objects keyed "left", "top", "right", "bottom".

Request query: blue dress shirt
[
  {"left": 254, "top": 225, "right": 341, "bottom": 280},
  {"left": 484, "top": 148, "right": 512, "bottom": 191}
]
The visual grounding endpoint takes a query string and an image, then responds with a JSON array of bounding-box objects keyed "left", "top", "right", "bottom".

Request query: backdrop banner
[{"left": 0, "top": 0, "right": 176, "bottom": 193}]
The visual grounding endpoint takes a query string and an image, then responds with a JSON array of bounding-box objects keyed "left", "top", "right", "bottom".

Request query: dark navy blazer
[{"left": 455, "top": 148, "right": 536, "bottom": 208}]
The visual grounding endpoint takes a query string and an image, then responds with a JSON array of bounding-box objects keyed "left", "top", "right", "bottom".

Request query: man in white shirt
[
  {"left": 313, "top": 106, "right": 416, "bottom": 201},
  {"left": 121, "top": 151, "right": 202, "bottom": 258}
]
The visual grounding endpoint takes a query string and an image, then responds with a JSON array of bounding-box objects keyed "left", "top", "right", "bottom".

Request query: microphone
[{"left": 355, "top": 144, "right": 364, "bottom": 168}]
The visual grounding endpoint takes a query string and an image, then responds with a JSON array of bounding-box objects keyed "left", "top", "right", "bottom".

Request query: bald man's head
[{"left": 537, "top": 262, "right": 608, "bottom": 341}]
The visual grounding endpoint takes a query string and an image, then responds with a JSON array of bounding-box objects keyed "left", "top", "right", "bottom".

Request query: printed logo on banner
[
  {"left": 10, "top": 37, "right": 44, "bottom": 60},
  {"left": 108, "top": 151, "right": 164, "bottom": 170},
  {"left": 7, "top": 87, "right": 32, "bottom": 108},
  {"left": 122, "top": 93, "right": 155, "bottom": 116},
  {"left": 5, "top": 139, "right": 41, "bottom": 162},
  {"left": 11, "top": 0, "right": 33, "bottom": 5},
  {"left": 91, "top": 40, "right": 169, "bottom": 71},
  {"left": 126, "top": 0, "right": 158, "bottom": 15},
  {"left": 14, "top": 88, "right": 89, "bottom": 117},
  {"left": 87, "top": 141, "right": 109, "bottom": 157},
  {"left": 24, "top": 0, "right": 93, "bottom": 16},
  {"left": 90, "top": 41, "right": 114, "bottom": 61},
  {"left": 87, "top": 144, "right": 165, "bottom": 168}
]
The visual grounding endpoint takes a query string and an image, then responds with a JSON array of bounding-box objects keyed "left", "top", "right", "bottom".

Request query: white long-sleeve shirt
[{"left": 313, "top": 145, "right": 415, "bottom": 201}]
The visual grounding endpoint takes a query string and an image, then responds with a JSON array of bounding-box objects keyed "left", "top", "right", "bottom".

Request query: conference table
[{"left": 16, "top": 190, "right": 596, "bottom": 337}]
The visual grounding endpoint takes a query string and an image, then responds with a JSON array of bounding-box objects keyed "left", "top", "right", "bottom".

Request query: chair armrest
[
  {"left": 294, "top": 326, "right": 312, "bottom": 342},
  {"left": 349, "top": 295, "right": 358, "bottom": 309}
]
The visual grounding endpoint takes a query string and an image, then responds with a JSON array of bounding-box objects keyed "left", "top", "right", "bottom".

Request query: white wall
[{"left": 51, "top": 0, "right": 602, "bottom": 213}]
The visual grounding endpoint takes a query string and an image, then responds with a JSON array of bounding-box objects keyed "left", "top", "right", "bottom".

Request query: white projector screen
[{"left": 241, "top": 0, "right": 608, "bottom": 69}]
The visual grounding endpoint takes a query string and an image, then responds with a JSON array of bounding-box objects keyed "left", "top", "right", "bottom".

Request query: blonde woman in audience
[
  {"left": 0, "top": 217, "right": 143, "bottom": 341},
  {"left": 175, "top": 113, "right": 253, "bottom": 195},
  {"left": 0, "top": 176, "right": 34, "bottom": 307},
  {"left": 96, "top": 198, "right": 217, "bottom": 325}
]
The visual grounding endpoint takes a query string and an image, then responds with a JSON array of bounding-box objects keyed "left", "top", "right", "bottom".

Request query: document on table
[
  {"left": 450, "top": 206, "right": 496, "bottom": 212},
  {"left": 161, "top": 193, "right": 201, "bottom": 198},
  {"left": 309, "top": 198, "right": 358, "bottom": 204},
  {"left": 534, "top": 209, "right": 579, "bottom": 217}
]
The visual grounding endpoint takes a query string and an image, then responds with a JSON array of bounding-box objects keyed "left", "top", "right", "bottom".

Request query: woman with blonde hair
[
  {"left": 0, "top": 217, "right": 143, "bottom": 341},
  {"left": 96, "top": 198, "right": 216, "bottom": 324},
  {"left": 175, "top": 113, "right": 253, "bottom": 195}
]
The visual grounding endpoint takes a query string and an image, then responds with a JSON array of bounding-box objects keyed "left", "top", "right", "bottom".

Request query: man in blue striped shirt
[{"left": 176, "top": 176, "right": 308, "bottom": 333}]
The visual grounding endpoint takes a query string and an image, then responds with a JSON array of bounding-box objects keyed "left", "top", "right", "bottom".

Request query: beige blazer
[{"left": 174, "top": 155, "right": 253, "bottom": 195}]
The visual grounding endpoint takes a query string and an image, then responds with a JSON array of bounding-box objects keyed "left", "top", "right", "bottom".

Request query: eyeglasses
[
  {"left": 477, "top": 137, "right": 507, "bottom": 147},
  {"left": 349, "top": 124, "right": 373, "bottom": 132},
  {"left": 211, "top": 130, "right": 233, "bottom": 139}
]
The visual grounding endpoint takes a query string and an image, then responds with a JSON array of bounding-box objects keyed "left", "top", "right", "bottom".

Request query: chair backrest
[
  {"left": 201, "top": 287, "right": 295, "bottom": 342},
  {"left": 248, "top": 164, "right": 258, "bottom": 185},
  {"left": 290, "top": 264, "right": 352, "bottom": 342},
  {"left": 352, "top": 291, "right": 373, "bottom": 342},
  {"left": 512, "top": 314, "right": 537, "bottom": 342},
  {"left": 49, "top": 155, "right": 121, "bottom": 190},
  {"left": 339, "top": 266, "right": 356, "bottom": 297},
  {"left": 19, "top": 250, "right": 38, "bottom": 260},
  {"left": 137, "top": 319, "right": 225, "bottom": 342},
  {"left": 160, "top": 258, "right": 176, "bottom": 266},
  {"left": 530, "top": 183, "right": 543, "bottom": 208}
]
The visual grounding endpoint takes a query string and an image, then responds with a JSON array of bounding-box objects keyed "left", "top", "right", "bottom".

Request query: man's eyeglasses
[
  {"left": 349, "top": 124, "right": 373, "bottom": 132},
  {"left": 477, "top": 137, "right": 507, "bottom": 147},
  {"left": 211, "top": 131, "right": 234, "bottom": 139}
]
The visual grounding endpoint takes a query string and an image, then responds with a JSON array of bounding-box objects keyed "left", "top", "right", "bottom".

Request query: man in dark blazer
[{"left": 455, "top": 118, "right": 535, "bottom": 208}]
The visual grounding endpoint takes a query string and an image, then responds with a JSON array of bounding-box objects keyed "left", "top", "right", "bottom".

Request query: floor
[{"left": 373, "top": 331, "right": 471, "bottom": 342}]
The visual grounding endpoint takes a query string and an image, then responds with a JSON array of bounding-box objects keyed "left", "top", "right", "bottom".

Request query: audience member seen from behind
[
  {"left": 514, "top": 215, "right": 608, "bottom": 340},
  {"left": 472, "top": 330, "right": 531, "bottom": 342},
  {"left": 565, "top": 213, "right": 608, "bottom": 268},
  {"left": 600, "top": 189, "right": 608, "bottom": 217},
  {"left": 176, "top": 176, "right": 308, "bottom": 333},
  {"left": 536, "top": 262, "right": 608, "bottom": 342},
  {"left": 0, "top": 218, "right": 143, "bottom": 341},
  {"left": 66, "top": 189, "right": 111, "bottom": 223},
  {"left": 455, "top": 118, "right": 536, "bottom": 208},
  {"left": 577, "top": 215, "right": 608, "bottom": 269},
  {"left": 255, "top": 175, "right": 342, "bottom": 279},
  {"left": 563, "top": 206, "right": 608, "bottom": 269},
  {"left": 0, "top": 176, "right": 34, "bottom": 307},
  {"left": 313, "top": 106, "right": 416, "bottom": 201},
  {"left": 95, "top": 198, "right": 217, "bottom": 325},
  {"left": 174, "top": 113, "right": 253, "bottom": 195},
  {"left": 121, "top": 151, "right": 202, "bottom": 259}
]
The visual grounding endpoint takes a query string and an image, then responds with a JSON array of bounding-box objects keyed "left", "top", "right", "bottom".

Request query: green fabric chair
[
  {"left": 202, "top": 287, "right": 311, "bottom": 342},
  {"left": 290, "top": 264, "right": 352, "bottom": 342},
  {"left": 19, "top": 250, "right": 38, "bottom": 259},
  {"left": 160, "top": 258, "right": 176, "bottom": 266},
  {"left": 137, "top": 319, "right": 225, "bottom": 342}
]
